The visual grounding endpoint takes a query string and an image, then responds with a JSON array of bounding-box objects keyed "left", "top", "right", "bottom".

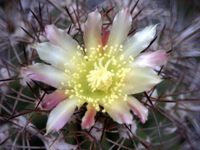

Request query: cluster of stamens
[
  {"left": 61, "top": 44, "right": 134, "bottom": 111},
  {"left": 87, "top": 57, "right": 114, "bottom": 92}
]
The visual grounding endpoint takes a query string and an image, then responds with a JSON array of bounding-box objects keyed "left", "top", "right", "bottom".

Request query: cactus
[{"left": 0, "top": 0, "right": 200, "bottom": 149}]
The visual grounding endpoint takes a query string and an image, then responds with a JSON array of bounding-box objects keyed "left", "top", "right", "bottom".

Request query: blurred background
[{"left": 0, "top": 0, "right": 200, "bottom": 149}]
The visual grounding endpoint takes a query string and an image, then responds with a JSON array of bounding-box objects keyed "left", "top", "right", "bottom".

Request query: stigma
[{"left": 87, "top": 57, "right": 114, "bottom": 92}]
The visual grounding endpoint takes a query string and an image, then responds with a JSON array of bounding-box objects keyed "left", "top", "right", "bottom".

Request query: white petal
[
  {"left": 127, "top": 96, "right": 148, "bottom": 123},
  {"left": 105, "top": 100, "right": 133, "bottom": 124},
  {"left": 22, "top": 63, "right": 70, "bottom": 88},
  {"left": 131, "top": 50, "right": 169, "bottom": 68},
  {"left": 46, "top": 97, "right": 78, "bottom": 134},
  {"left": 84, "top": 9, "right": 102, "bottom": 55},
  {"left": 123, "top": 25, "right": 157, "bottom": 58},
  {"left": 122, "top": 67, "right": 162, "bottom": 94},
  {"left": 45, "top": 25, "right": 79, "bottom": 54},
  {"left": 33, "top": 42, "right": 76, "bottom": 71},
  {"left": 107, "top": 8, "right": 132, "bottom": 47}
]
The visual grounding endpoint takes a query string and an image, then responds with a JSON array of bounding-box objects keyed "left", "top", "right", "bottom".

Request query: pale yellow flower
[{"left": 23, "top": 9, "right": 168, "bottom": 134}]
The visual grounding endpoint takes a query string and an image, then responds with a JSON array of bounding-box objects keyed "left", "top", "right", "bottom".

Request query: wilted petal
[
  {"left": 42, "top": 90, "right": 69, "bottom": 108},
  {"left": 84, "top": 9, "right": 102, "bottom": 55},
  {"left": 86, "top": 122, "right": 103, "bottom": 141},
  {"left": 22, "top": 63, "right": 70, "bottom": 88},
  {"left": 107, "top": 8, "right": 132, "bottom": 48},
  {"left": 81, "top": 104, "right": 97, "bottom": 129},
  {"left": 33, "top": 42, "right": 75, "bottom": 70},
  {"left": 1, "top": 68, "right": 15, "bottom": 79},
  {"left": 123, "top": 25, "right": 157, "bottom": 58},
  {"left": 105, "top": 100, "right": 132, "bottom": 124},
  {"left": 126, "top": 96, "right": 148, "bottom": 123},
  {"left": 45, "top": 25, "right": 78, "bottom": 54},
  {"left": 118, "top": 120, "right": 137, "bottom": 139},
  {"left": 131, "top": 50, "right": 169, "bottom": 68},
  {"left": 46, "top": 97, "right": 78, "bottom": 134},
  {"left": 45, "top": 136, "right": 78, "bottom": 150},
  {"left": 122, "top": 67, "right": 162, "bottom": 94}
]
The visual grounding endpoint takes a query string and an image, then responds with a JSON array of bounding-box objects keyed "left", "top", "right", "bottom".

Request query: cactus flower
[{"left": 23, "top": 9, "right": 168, "bottom": 134}]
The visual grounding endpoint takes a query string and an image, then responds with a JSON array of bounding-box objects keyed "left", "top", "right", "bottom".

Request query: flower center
[
  {"left": 61, "top": 45, "right": 134, "bottom": 111},
  {"left": 87, "top": 57, "right": 114, "bottom": 92}
]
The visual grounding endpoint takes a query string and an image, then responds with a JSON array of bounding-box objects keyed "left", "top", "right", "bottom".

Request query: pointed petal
[
  {"left": 127, "top": 96, "right": 148, "bottom": 123},
  {"left": 33, "top": 42, "right": 75, "bottom": 70},
  {"left": 123, "top": 25, "right": 157, "bottom": 58},
  {"left": 122, "top": 67, "right": 162, "bottom": 94},
  {"left": 81, "top": 104, "right": 97, "bottom": 129},
  {"left": 105, "top": 100, "right": 132, "bottom": 124},
  {"left": 45, "top": 25, "right": 79, "bottom": 53},
  {"left": 22, "top": 63, "right": 70, "bottom": 88},
  {"left": 46, "top": 97, "right": 78, "bottom": 134},
  {"left": 101, "top": 29, "right": 110, "bottom": 46},
  {"left": 42, "top": 90, "right": 69, "bottom": 108},
  {"left": 131, "top": 50, "right": 169, "bottom": 68},
  {"left": 107, "top": 8, "right": 132, "bottom": 47},
  {"left": 84, "top": 9, "right": 102, "bottom": 55}
]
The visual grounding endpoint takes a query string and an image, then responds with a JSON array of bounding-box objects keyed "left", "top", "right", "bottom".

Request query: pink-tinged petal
[
  {"left": 122, "top": 67, "right": 162, "bottom": 94},
  {"left": 126, "top": 96, "right": 148, "bottom": 123},
  {"left": 123, "top": 25, "right": 157, "bottom": 58},
  {"left": 32, "top": 42, "right": 75, "bottom": 71},
  {"left": 42, "top": 90, "right": 69, "bottom": 108},
  {"left": 84, "top": 9, "right": 102, "bottom": 55},
  {"left": 107, "top": 8, "right": 132, "bottom": 48},
  {"left": 81, "top": 104, "right": 97, "bottom": 129},
  {"left": 46, "top": 97, "right": 78, "bottom": 134},
  {"left": 22, "top": 63, "right": 70, "bottom": 88},
  {"left": 105, "top": 100, "right": 132, "bottom": 124},
  {"left": 45, "top": 25, "right": 78, "bottom": 53},
  {"left": 101, "top": 29, "right": 110, "bottom": 46},
  {"left": 131, "top": 50, "right": 169, "bottom": 68}
]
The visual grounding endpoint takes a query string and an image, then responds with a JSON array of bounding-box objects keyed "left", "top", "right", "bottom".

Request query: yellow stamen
[{"left": 87, "top": 57, "right": 114, "bottom": 92}]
